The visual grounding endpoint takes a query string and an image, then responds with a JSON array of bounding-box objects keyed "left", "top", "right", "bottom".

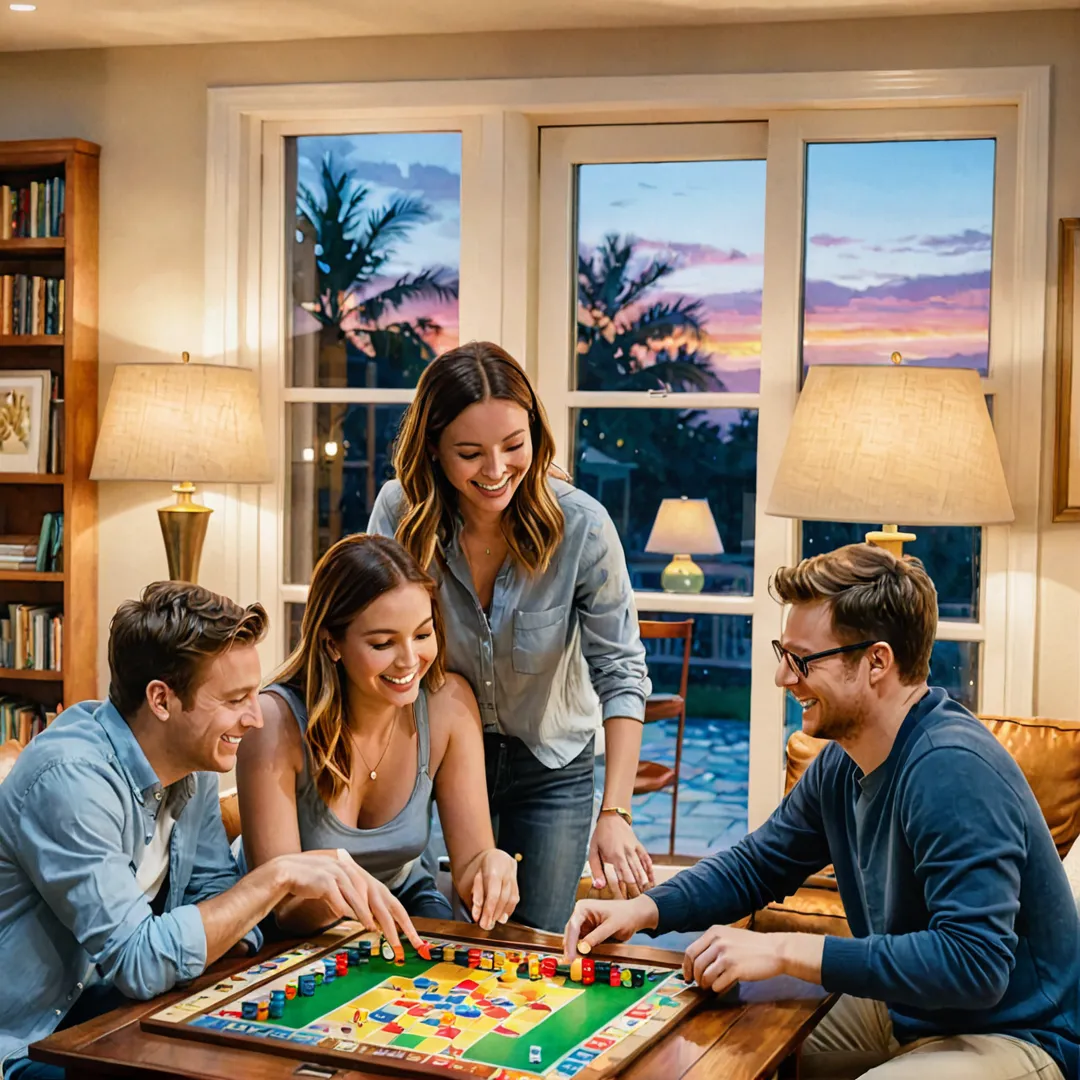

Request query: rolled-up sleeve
[
  {"left": 367, "top": 480, "right": 403, "bottom": 538},
  {"left": 14, "top": 763, "right": 207, "bottom": 999},
  {"left": 574, "top": 509, "right": 651, "bottom": 721}
]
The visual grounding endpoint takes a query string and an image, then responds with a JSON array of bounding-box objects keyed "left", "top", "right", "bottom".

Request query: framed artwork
[
  {"left": 0, "top": 369, "right": 52, "bottom": 474},
  {"left": 1055, "top": 219, "right": 1080, "bottom": 522}
]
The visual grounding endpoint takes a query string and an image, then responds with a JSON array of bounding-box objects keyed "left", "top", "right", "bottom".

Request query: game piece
[
  {"left": 298, "top": 974, "right": 315, "bottom": 996},
  {"left": 576, "top": 939, "right": 591, "bottom": 955},
  {"left": 441, "top": 1011, "right": 455, "bottom": 1025},
  {"left": 345, "top": 947, "right": 361, "bottom": 966},
  {"left": 353, "top": 1008, "right": 367, "bottom": 1024},
  {"left": 631, "top": 968, "right": 645, "bottom": 987},
  {"left": 241, "top": 1000, "right": 257, "bottom": 1019},
  {"left": 480, "top": 950, "right": 494, "bottom": 970},
  {"left": 268, "top": 997, "right": 284, "bottom": 1019},
  {"left": 530, "top": 1046, "right": 542, "bottom": 1064},
  {"left": 494, "top": 950, "right": 507, "bottom": 968},
  {"left": 594, "top": 960, "right": 611, "bottom": 980},
  {"left": 517, "top": 961, "right": 529, "bottom": 977},
  {"left": 380, "top": 939, "right": 395, "bottom": 962},
  {"left": 555, "top": 962, "right": 570, "bottom": 979},
  {"left": 454, "top": 947, "right": 469, "bottom": 966},
  {"left": 540, "top": 957, "right": 557, "bottom": 978},
  {"left": 443, "top": 944, "right": 456, "bottom": 963},
  {"left": 499, "top": 964, "right": 515, "bottom": 984},
  {"left": 358, "top": 940, "right": 372, "bottom": 959},
  {"left": 393, "top": 945, "right": 405, "bottom": 965},
  {"left": 582, "top": 958, "right": 595, "bottom": 986},
  {"left": 467, "top": 948, "right": 481, "bottom": 968},
  {"left": 285, "top": 980, "right": 298, "bottom": 1000},
  {"left": 313, "top": 971, "right": 323, "bottom": 984},
  {"left": 609, "top": 965, "right": 621, "bottom": 987},
  {"left": 417, "top": 940, "right": 432, "bottom": 961},
  {"left": 621, "top": 968, "right": 633, "bottom": 987},
  {"left": 570, "top": 958, "right": 583, "bottom": 982},
  {"left": 255, "top": 999, "right": 269, "bottom": 1021}
]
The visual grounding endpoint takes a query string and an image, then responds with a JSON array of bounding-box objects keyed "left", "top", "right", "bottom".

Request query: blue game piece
[
  {"left": 414, "top": 977, "right": 436, "bottom": 988},
  {"left": 241, "top": 1000, "right": 258, "bottom": 1019},
  {"left": 422, "top": 1016, "right": 441, "bottom": 1026},
  {"left": 453, "top": 1004, "right": 482, "bottom": 1018}
]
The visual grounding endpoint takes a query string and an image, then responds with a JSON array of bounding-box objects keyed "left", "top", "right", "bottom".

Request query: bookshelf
[{"left": 0, "top": 138, "right": 99, "bottom": 735}]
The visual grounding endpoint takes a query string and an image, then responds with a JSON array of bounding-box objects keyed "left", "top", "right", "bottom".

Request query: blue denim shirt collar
[{"left": 94, "top": 699, "right": 195, "bottom": 813}]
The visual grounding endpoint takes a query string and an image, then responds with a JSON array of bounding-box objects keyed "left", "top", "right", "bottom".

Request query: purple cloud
[
  {"left": 635, "top": 239, "right": 759, "bottom": 267},
  {"left": 917, "top": 229, "right": 992, "bottom": 256},
  {"left": 804, "top": 270, "right": 990, "bottom": 312},
  {"left": 809, "top": 233, "right": 861, "bottom": 247}
]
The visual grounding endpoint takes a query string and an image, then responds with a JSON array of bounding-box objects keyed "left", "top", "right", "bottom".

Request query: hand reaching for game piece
[
  {"left": 562, "top": 895, "right": 659, "bottom": 959},
  {"left": 463, "top": 848, "right": 520, "bottom": 931},
  {"left": 272, "top": 849, "right": 424, "bottom": 953},
  {"left": 683, "top": 925, "right": 824, "bottom": 993}
]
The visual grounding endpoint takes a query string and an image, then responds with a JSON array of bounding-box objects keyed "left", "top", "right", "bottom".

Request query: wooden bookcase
[{"left": 0, "top": 138, "right": 99, "bottom": 718}]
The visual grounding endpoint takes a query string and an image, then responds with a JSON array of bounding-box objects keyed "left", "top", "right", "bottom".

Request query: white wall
[{"left": 0, "top": 8, "right": 1077, "bottom": 717}]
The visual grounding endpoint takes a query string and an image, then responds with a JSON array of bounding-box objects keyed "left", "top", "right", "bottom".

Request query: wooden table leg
[{"left": 777, "top": 1046, "right": 802, "bottom": 1079}]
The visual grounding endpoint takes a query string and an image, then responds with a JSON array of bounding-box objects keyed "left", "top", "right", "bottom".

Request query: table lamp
[
  {"left": 91, "top": 353, "right": 271, "bottom": 583},
  {"left": 766, "top": 357, "right": 1014, "bottom": 554},
  {"left": 645, "top": 496, "right": 724, "bottom": 593}
]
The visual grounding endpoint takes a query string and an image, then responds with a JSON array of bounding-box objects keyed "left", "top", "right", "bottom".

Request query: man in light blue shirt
[{"left": 0, "top": 582, "right": 421, "bottom": 1080}]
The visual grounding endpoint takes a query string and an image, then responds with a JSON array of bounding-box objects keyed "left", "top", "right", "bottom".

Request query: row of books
[
  {"left": 0, "top": 274, "right": 65, "bottom": 336},
  {"left": 0, "top": 515, "right": 64, "bottom": 574},
  {"left": 0, "top": 696, "right": 57, "bottom": 744},
  {"left": 0, "top": 604, "right": 62, "bottom": 672},
  {"left": 1, "top": 177, "right": 65, "bottom": 239}
]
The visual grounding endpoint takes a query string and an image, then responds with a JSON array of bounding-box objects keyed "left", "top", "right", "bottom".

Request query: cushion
[{"left": 753, "top": 886, "right": 852, "bottom": 937}]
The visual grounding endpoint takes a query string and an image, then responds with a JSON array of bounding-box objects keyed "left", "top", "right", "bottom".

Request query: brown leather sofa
[{"left": 753, "top": 714, "right": 1080, "bottom": 937}]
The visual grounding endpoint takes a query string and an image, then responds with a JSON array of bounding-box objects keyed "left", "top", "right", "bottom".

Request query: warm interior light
[{"left": 9, "top": 4, "right": 38, "bottom": 10}]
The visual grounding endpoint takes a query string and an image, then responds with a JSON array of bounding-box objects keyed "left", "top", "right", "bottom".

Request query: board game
[{"left": 144, "top": 922, "right": 705, "bottom": 1079}]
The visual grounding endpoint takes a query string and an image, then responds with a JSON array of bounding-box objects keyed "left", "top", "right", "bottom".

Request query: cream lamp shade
[
  {"left": 91, "top": 355, "right": 271, "bottom": 582},
  {"left": 766, "top": 363, "right": 1014, "bottom": 555},
  {"left": 645, "top": 496, "right": 723, "bottom": 594}
]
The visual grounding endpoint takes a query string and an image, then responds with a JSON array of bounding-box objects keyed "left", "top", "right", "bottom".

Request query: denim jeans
[
  {"left": 4, "top": 1061, "right": 65, "bottom": 1080},
  {"left": 485, "top": 733, "right": 595, "bottom": 933}
]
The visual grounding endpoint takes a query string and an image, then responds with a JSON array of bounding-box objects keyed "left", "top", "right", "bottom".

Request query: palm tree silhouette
[{"left": 295, "top": 152, "right": 459, "bottom": 387}]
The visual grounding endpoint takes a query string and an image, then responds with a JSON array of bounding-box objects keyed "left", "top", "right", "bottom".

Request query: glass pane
[
  {"left": 288, "top": 132, "right": 461, "bottom": 388},
  {"left": 572, "top": 408, "right": 757, "bottom": 594},
  {"left": 802, "top": 139, "right": 995, "bottom": 375},
  {"left": 801, "top": 523, "right": 980, "bottom": 621},
  {"left": 286, "top": 602, "right": 305, "bottom": 655},
  {"left": 286, "top": 403, "right": 406, "bottom": 584},
  {"left": 629, "top": 612, "right": 750, "bottom": 857},
  {"left": 576, "top": 159, "right": 766, "bottom": 393},
  {"left": 930, "top": 640, "right": 980, "bottom": 711}
]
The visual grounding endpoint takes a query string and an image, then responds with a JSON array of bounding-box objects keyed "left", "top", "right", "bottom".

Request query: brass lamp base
[
  {"left": 158, "top": 481, "right": 212, "bottom": 583},
  {"left": 865, "top": 523, "right": 917, "bottom": 558}
]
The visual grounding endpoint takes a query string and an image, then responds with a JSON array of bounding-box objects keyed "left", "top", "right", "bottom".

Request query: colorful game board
[{"left": 144, "top": 922, "right": 705, "bottom": 1079}]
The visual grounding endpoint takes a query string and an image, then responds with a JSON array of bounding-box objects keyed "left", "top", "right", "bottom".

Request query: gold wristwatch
[{"left": 599, "top": 805, "right": 633, "bottom": 826}]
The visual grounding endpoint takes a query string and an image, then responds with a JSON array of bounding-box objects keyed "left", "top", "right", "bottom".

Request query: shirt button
[
  {"left": 55, "top": 1009, "right": 62, "bottom": 1015},
  {"left": 154, "top": 791, "right": 163, "bottom": 801},
  {"left": 76, "top": 982, "right": 83, "bottom": 991},
  {"left": 485, "top": 681, "right": 492, "bottom": 687}
]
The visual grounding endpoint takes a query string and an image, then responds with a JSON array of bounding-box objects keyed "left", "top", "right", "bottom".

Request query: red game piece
[
  {"left": 417, "top": 941, "right": 432, "bottom": 961},
  {"left": 609, "top": 965, "right": 621, "bottom": 987},
  {"left": 467, "top": 948, "right": 481, "bottom": 969},
  {"left": 393, "top": 945, "right": 405, "bottom": 965},
  {"left": 540, "top": 957, "right": 557, "bottom": 978},
  {"left": 383, "top": 1021, "right": 405, "bottom": 1034},
  {"left": 582, "top": 958, "right": 595, "bottom": 986}
]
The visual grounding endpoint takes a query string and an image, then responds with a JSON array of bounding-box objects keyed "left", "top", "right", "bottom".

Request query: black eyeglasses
[{"left": 771, "top": 639, "right": 876, "bottom": 678}]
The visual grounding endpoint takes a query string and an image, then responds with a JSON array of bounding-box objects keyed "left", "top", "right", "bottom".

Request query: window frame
[{"left": 205, "top": 67, "right": 1049, "bottom": 826}]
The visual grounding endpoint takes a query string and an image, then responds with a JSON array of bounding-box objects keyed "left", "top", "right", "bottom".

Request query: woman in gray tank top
[{"left": 236, "top": 534, "right": 519, "bottom": 933}]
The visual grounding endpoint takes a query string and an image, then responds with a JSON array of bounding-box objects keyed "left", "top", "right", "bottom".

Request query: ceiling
[{"left": 0, "top": 0, "right": 1074, "bottom": 52}]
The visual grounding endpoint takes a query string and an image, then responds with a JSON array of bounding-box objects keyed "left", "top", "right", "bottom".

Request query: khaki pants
[{"left": 802, "top": 995, "right": 1064, "bottom": 1080}]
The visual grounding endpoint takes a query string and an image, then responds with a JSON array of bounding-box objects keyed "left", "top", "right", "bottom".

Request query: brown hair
[
  {"left": 270, "top": 533, "right": 446, "bottom": 801},
  {"left": 771, "top": 543, "right": 937, "bottom": 684},
  {"left": 391, "top": 340, "right": 564, "bottom": 573},
  {"left": 108, "top": 581, "right": 268, "bottom": 719}
]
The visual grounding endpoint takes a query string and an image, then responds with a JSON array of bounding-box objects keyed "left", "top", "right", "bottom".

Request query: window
[{"left": 236, "top": 78, "right": 1042, "bottom": 835}]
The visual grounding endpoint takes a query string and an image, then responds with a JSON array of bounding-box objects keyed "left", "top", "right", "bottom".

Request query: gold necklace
[{"left": 353, "top": 708, "right": 404, "bottom": 781}]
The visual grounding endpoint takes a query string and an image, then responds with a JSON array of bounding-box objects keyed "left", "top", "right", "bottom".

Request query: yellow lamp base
[
  {"left": 661, "top": 554, "right": 705, "bottom": 594},
  {"left": 157, "top": 481, "right": 212, "bottom": 583},
  {"left": 864, "top": 523, "right": 917, "bottom": 558}
]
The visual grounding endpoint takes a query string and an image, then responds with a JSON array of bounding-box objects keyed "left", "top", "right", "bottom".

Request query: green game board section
[
  {"left": 468, "top": 975, "right": 662, "bottom": 1073},
  {"left": 248, "top": 943, "right": 672, "bottom": 1074},
  {"left": 270, "top": 954, "right": 434, "bottom": 1029}
]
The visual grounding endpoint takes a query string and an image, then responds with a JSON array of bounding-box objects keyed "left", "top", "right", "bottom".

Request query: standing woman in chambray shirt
[{"left": 368, "top": 340, "right": 654, "bottom": 932}]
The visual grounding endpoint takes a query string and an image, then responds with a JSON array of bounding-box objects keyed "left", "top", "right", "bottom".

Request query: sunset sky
[{"left": 576, "top": 138, "right": 995, "bottom": 392}]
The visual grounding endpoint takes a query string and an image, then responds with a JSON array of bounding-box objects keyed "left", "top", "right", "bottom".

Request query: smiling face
[
  {"left": 435, "top": 398, "right": 534, "bottom": 518},
  {"left": 774, "top": 601, "right": 872, "bottom": 741},
  {"left": 162, "top": 643, "right": 264, "bottom": 773},
  {"left": 330, "top": 582, "right": 439, "bottom": 709}
]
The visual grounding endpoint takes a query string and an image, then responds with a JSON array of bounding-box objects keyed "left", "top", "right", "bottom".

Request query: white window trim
[{"left": 204, "top": 66, "right": 1049, "bottom": 827}]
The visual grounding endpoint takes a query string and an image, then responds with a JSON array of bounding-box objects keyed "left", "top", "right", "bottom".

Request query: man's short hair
[
  {"left": 771, "top": 543, "right": 937, "bottom": 684},
  {"left": 108, "top": 581, "right": 268, "bottom": 719}
]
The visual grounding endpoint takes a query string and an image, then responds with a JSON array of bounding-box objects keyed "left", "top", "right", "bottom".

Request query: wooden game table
[{"left": 31, "top": 918, "right": 834, "bottom": 1080}]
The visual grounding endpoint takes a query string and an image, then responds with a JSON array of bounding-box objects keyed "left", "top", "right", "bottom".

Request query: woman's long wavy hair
[
  {"left": 270, "top": 534, "right": 446, "bottom": 802},
  {"left": 392, "top": 341, "right": 565, "bottom": 573}
]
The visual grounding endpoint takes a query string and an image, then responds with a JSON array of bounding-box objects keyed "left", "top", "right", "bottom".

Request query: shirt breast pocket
[{"left": 512, "top": 605, "right": 568, "bottom": 675}]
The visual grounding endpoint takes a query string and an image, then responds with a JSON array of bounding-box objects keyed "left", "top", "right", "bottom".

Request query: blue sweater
[{"left": 648, "top": 688, "right": 1080, "bottom": 1078}]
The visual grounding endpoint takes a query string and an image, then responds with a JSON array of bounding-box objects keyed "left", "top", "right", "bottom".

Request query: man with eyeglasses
[{"left": 564, "top": 543, "right": 1079, "bottom": 1080}]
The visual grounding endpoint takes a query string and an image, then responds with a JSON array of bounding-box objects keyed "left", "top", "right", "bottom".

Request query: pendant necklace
[{"left": 354, "top": 710, "right": 401, "bottom": 781}]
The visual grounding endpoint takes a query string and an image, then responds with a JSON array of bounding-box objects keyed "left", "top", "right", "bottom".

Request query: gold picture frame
[{"left": 1055, "top": 218, "right": 1080, "bottom": 522}]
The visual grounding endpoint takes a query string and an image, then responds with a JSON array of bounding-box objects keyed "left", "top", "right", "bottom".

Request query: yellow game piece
[
  {"left": 495, "top": 951, "right": 507, "bottom": 968},
  {"left": 442, "top": 944, "right": 455, "bottom": 963},
  {"left": 499, "top": 964, "right": 515, "bottom": 983},
  {"left": 528, "top": 955, "right": 540, "bottom": 981},
  {"left": 570, "top": 958, "right": 583, "bottom": 982},
  {"left": 576, "top": 940, "right": 592, "bottom": 955},
  {"left": 353, "top": 1008, "right": 368, "bottom": 1024},
  {"left": 442, "top": 1011, "right": 455, "bottom": 1025},
  {"left": 480, "top": 951, "right": 493, "bottom": 971},
  {"left": 621, "top": 968, "right": 633, "bottom": 986}
]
